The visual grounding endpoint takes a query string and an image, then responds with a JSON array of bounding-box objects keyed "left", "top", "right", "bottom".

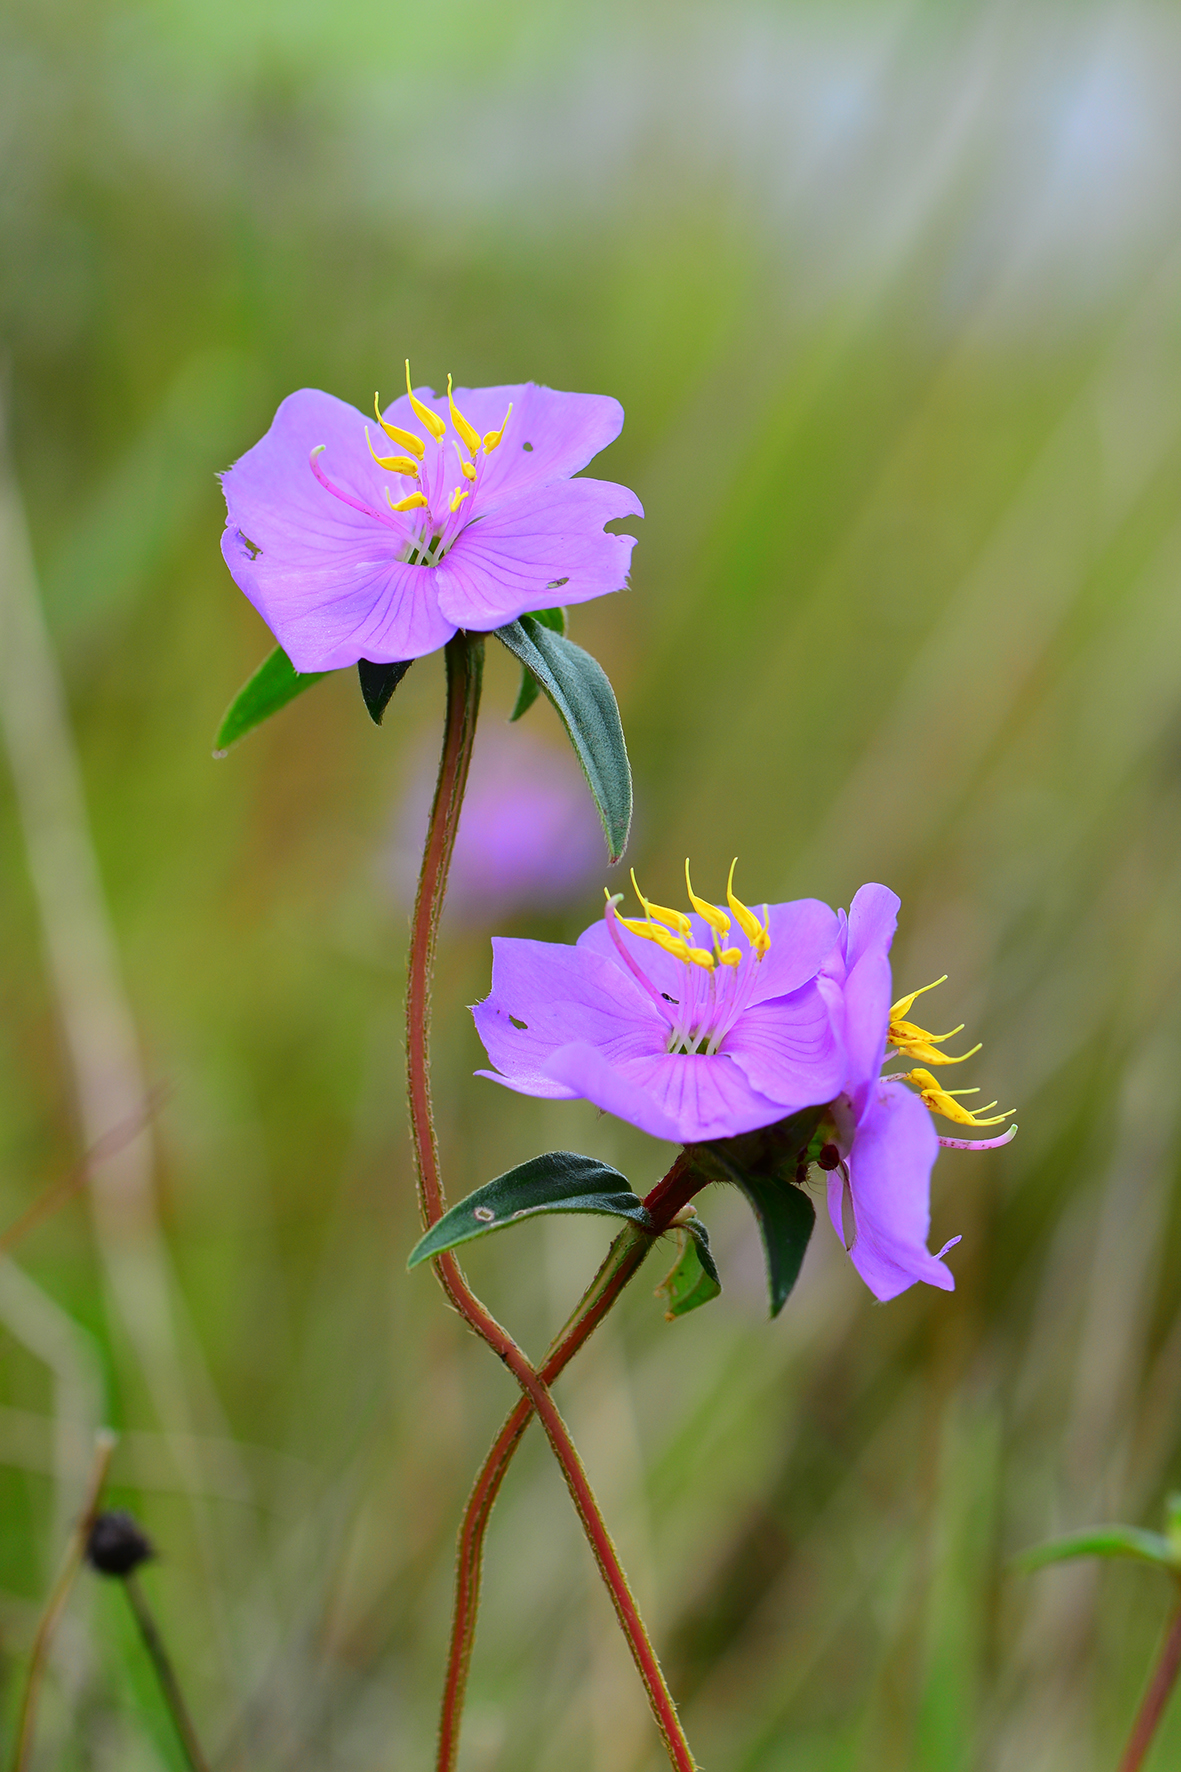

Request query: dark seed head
[
  {"left": 86, "top": 1510, "right": 154, "bottom": 1577},
  {"left": 817, "top": 1143, "right": 842, "bottom": 1172}
]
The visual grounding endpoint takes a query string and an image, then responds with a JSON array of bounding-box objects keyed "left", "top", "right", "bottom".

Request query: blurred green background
[{"left": 4, "top": 0, "right": 1181, "bottom": 1766}]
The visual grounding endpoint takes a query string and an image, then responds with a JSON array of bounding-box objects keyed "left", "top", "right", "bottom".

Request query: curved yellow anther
[
  {"left": 483, "top": 403, "right": 512, "bottom": 452},
  {"left": 386, "top": 487, "right": 429, "bottom": 514},
  {"left": 685, "top": 860, "right": 730, "bottom": 937},
  {"left": 890, "top": 976, "right": 948, "bottom": 1020},
  {"left": 365, "top": 428, "right": 419, "bottom": 477},
  {"left": 629, "top": 870, "right": 691, "bottom": 938},
  {"left": 888, "top": 977, "right": 980, "bottom": 1064},
  {"left": 373, "top": 394, "right": 426, "bottom": 459},
  {"left": 404, "top": 361, "right": 446, "bottom": 441},
  {"left": 903, "top": 1069, "right": 1014, "bottom": 1128},
  {"left": 725, "top": 859, "right": 771, "bottom": 957},
  {"left": 718, "top": 947, "right": 742, "bottom": 968},
  {"left": 450, "top": 485, "right": 470, "bottom": 513},
  {"left": 615, "top": 913, "right": 714, "bottom": 970},
  {"left": 461, "top": 459, "right": 477, "bottom": 481},
  {"left": 447, "top": 375, "right": 481, "bottom": 456}
]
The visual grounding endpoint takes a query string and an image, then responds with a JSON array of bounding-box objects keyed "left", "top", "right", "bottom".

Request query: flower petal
[
  {"left": 841, "top": 947, "right": 893, "bottom": 1117},
  {"left": 747, "top": 900, "right": 841, "bottom": 1004},
  {"left": 434, "top": 477, "right": 641, "bottom": 630},
  {"left": 472, "top": 936, "right": 665, "bottom": 1088},
  {"left": 220, "top": 389, "right": 455, "bottom": 669},
  {"left": 843, "top": 1082, "right": 956, "bottom": 1301},
  {"left": 844, "top": 884, "right": 899, "bottom": 973},
  {"left": 412, "top": 383, "right": 626, "bottom": 502},
  {"left": 543, "top": 1043, "right": 788, "bottom": 1144},
  {"left": 721, "top": 981, "right": 845, "bottom": 1108}
]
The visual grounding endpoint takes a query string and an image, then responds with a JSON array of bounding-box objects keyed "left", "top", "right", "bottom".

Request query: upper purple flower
[
  {"left": 473, "top": 863, "right": 845, "bottom": 1145},
  {"left": 219, "top": 365, "right": 643, "bottom": 672}
]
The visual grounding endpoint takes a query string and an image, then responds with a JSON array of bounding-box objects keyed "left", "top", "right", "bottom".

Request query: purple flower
[
  {"left": 472, "top": 863, "right": 845, "bottom": 1145},
  {"left": 818, "top": 884, "right": 1013, "bottom": 1302},
  {"left": 220, "top": 366, "right": 642, "bottom": 672},
  {"left": 389, "top": 728, "right": 605, "bottom": 926}
]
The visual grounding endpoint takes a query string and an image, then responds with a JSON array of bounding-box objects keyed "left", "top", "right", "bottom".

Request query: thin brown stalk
[{"left": 1117, "top": 1595, "right": 1181, "bottom": 1772}]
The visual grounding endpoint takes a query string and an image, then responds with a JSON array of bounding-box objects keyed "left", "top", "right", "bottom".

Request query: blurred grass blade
[
  {"left": 214, "top": 647, "right": 330, "bottom": 753},
  {"left": 407, "top": 1151, "right": 651, "bottom": 1268},
  {"left": 1012, "top": 1526, "right": 1178, "bottom": 1574},
  {"left": 495, "top": 615, "right": 631, "bottom": 861},
  {"left": 656, "top": 1218, "right": 721, "bottom": 1320},
  {"left": 509, "top": 606, "right": 567, "bottom": 720},
  {"left": 357, "top": 658, "right": 413, "bottom": 725}
]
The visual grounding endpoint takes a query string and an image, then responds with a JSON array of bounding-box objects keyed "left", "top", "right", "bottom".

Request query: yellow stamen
[
  {"left": 888, "top": 978, "right": 980, "bottom": 1065},
  {"left": 373, "top": 394, "right": 426, "bottom": 459},
  {"left": 404, "top": 361, "right": 446, "bottom": 441},
  {"left": 615, "top": 914, "right": 714, "bottom": 970},
  {"left": 365, "top": 428, "right": 419, "bottom": 477},
  {"left": 629, "top": 870, "right": 692, "bottom": 938},
  {"left": 718, "top": 947, "right": 742, "bottom": 968},
  {"left": 902, "top": 1068, "right": 1014, "bottom": 1128},
  {"left": 461, "top": 459, "right": 477, "bottom": 481},
  {"left": 450, "top": 486, "right": 470, "bottom": 514},
  {"left": 725, "top": 859, "right": 771, "bottom": 957},
  {"left": 447, "top": 375, "right": 481, "bottom": 456},
  {"left": 483, "top": 403, "right": 512, "bottom": 452},
  {"left": 386, "top": 487, "right": 428, "bottom": 514},
  {"left": 685, "top": 860, "right": 730, "bottom": 937}
]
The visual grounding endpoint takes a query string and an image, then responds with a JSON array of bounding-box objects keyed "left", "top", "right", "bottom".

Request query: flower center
[
  {"left": 310, "top": 359, "right": 512, "bottom": 567},
  {"left": 605, "top": 860, "right": 771, "bottom": 1057}
]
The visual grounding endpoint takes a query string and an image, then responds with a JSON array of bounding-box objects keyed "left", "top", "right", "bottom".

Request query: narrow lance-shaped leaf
[
  {"left": 655, "top": 1216, "right": 722, "bottom": 1320},
  {"left": 357, "top": 658, "right": 413, "bottom": 725},
  {"left": 408, "top": 1151, "right": 651, "bottom": 1268},
  {"left": 214, "top": 646, "right": 330, "bottom": 754},
  {"left": 495, "top": 614, "right": 632, "bottom": 863},
  {"left": 1012, "top": 1526, "right": 1179, "bottom": 1574},
  {"left": 509, "top": 606, "right": 566, "bottom": 721},
  {"left": 692, "top": 1140, "right": 816, "bottom": 1317}
]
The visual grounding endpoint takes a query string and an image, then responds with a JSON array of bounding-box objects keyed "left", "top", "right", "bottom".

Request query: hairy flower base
[{"left": 474, "top": 873, "right": 1017, "bottom": 1302}]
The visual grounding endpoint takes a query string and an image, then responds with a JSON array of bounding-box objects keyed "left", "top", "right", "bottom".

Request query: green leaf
[
  {"left": 1012, "top": 1526, "right": 1179, "bottom": 1574},
  {"left": 509, "top": 607, "right": 567, "bottom": 721},
  {"left": 407, "top": 1151, "right": 651, "bottom": 1268},
  {"left": 737, "top": 1177, "right": 816, "bottom": 1317},
  {"left": 214, "top": 647, "right": 330, "bottom": 754},
  {"left": 357, "top": 658, "right": 413, "bottom": 725},
  {"left": 495, "top": 615, "right": 632, "bottom": 862},
  {"left": 656, "top": 1217, "right": 722, "bottom": 1320}
]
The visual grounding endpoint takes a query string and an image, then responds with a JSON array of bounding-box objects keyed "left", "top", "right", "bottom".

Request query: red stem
[
  {"left": 407, "top": 638, "right": 697, "bottom": 1772},
  {"left": 437, "top": 1151, "right": 701, "bottom": 1771},
  {"left": 1118, "top": 1596, "right": 1181, "bottom": 1772}
]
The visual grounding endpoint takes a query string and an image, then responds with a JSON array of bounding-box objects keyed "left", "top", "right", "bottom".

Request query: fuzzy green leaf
[
  {"left": 656, "top": 1218, "right": 722, "bottom": 1319},
  {"left": 214, "top": 647, "right": 330, "bottom": 754},
  {"left": 509, "top": 606, "right": 567, "bottom": 721},
  {"left": 407, "top": 1151, "right": 650, "bottom": 1268},
  {"left": 1012, "top": 1526, "right": 1178, "bottom": 1574},
  {"left": 495, "top": 615, "right": 632, "bottom": 862}
]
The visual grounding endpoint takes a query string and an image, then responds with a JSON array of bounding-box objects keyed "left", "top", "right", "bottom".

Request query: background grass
[{"left": 4, "top": 0, "right": 1181, "bottom": 1766}]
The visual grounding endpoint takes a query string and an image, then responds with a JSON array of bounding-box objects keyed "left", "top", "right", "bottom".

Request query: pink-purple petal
[
  {"left": 844, "top": 884, "right": 900, "bottom": 974},
  {"left": 746, "top": 900, "right": 842, "bottom": 1004},
  {"left": 843, "top": 1082, "right": 956, "bottom": 1301},
  {"left": 434, "top": 477, "right": 641, "bottom": 630},
  {"left": 545, "top": 1043, "right": 786, "bottom": 1144},
  {"left": 429, "top": 383, "right": 626, "bottom": 502},
  {"left": 721, "top": 983, "right": 844, "bottom": 1107}
]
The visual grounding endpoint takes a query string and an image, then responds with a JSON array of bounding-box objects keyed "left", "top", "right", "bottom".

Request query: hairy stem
[
  {"left": 437, "top": 1152, "right": 701, "bottom": 1772},
  {"left": 1118, "top": 1595, "right": 1181, "bottom": 1772},
  {"left": 406, "top": 641, "right": 696, "bottom": 1771}
]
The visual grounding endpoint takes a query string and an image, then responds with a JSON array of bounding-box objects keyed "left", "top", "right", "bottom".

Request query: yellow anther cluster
[
  {"left": 366, "top": 365, "right": 514, "bottom": 522},
  {"left": 900, "top": 1069, "right": 1015, "bottom": 1129},
  {"left": 888, "top": 977, "right": 981, "bottom": 1066},
  {"left": 612, "top": 861, "right": 771, "bottom": 972}
]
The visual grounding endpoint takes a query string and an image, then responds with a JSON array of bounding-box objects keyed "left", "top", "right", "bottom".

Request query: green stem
[
  {"left": 122, "top": 1573, "right": 211, "bottom": 1772},
  {"left": 406, "top": 640, "right": 697, "bottom": 1772}
]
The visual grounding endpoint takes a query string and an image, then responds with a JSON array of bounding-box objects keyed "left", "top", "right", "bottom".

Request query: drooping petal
[
  {"left": 842, "top": 948, "right": 894, "bottom": 1118},
  {"left": 472, "top": 936, "right": 666, "bottom": 1088},
  {"left": 842, "top": 1082, "right": 956, "bottom": 1301},
  {"left": 434, "top": 477, "right": 641, "bottom": 630},
  {"left": 544, "top": 1043, "right": 788, "bottom": 1144},
  {"left": 220, "top": 389, "right": 456, "bottom": 669},
  {"left": 721, "top": 981, "right": 845, "bottom": 1108}
]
